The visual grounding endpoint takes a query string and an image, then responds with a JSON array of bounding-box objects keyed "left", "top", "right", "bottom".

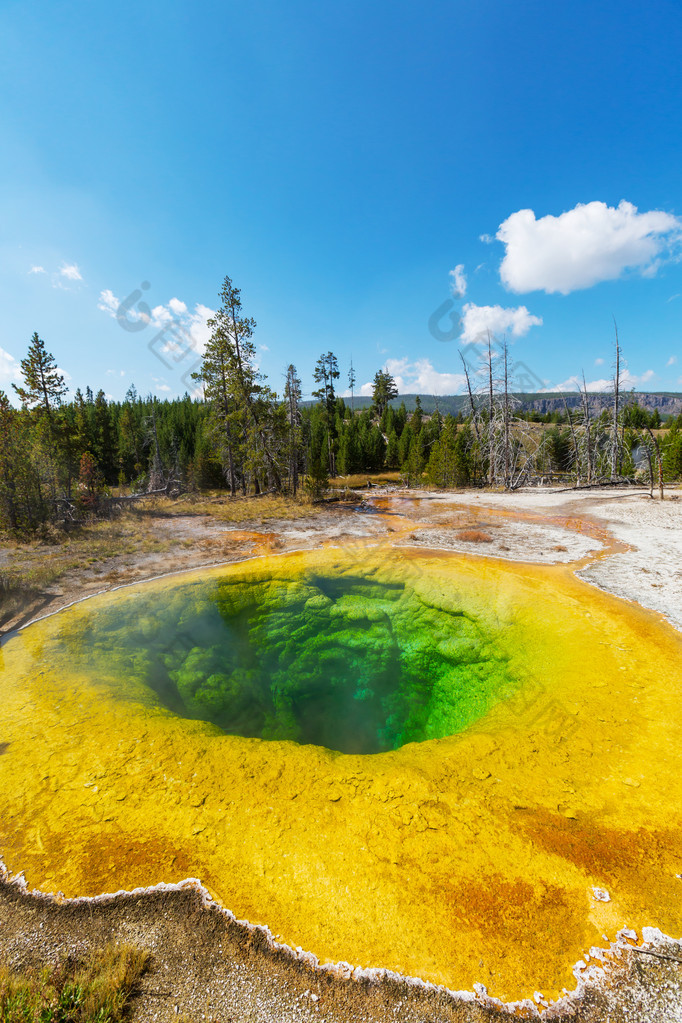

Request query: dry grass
[
  {"left": 0, "top": 512, "right": 173, "bottom": 620},
  {"left": 455, "top": 528, "right": 494, "bottom": 543},
  {"left": 143, "top": 492, "right": 322, "bottom": 522},
  {"left": 0, "top": 942, "right": 149, "bottom": 1023},
  {"left": 0, "top": 493, "right": 325, "bottom": 624},
  {"left": 328, "top": 472, "right": 402, "bottom": 489},
  {"left": 1, "top": 516, "right": 167, "bottom": 576}
]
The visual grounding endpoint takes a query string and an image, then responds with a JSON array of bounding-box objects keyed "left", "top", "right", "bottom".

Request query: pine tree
[
  {"left": 338, "top": 416, "right": 363, "bottom": 475},
  {"left": 398, "top": 426, "right": 413, "bottom": 466},
  {"left": 197, "top": 275, "right": 282, "bottom": 493},
  {"left": 0, "top": 392, "right": 44, "bottom": 529},
  {"left": 371, "top": 370, "right": 398, "bottom": 418},
  {"left": 12, "top": 332, "right": 67, "bottom": 414},
  {"left": 410, "top": 396, "right": 423, "bottom": 435},
  {"left": 284, "top": 364, "right": 302, "bottom": 495},
  {"left": 13, "top": 332, "right": 69, "bottom": 503},
  {"left": 385, "top": 429, "right": 400, "bottom": 469},
  {"left": 94, "top": 390, "right": 117, "bottom": 484},
  {"left": 312, "top": 352, "right": 340, "bottom": 476},
  {"left": 394, "top": 401, "right": 408, "bottom": 437},
  {"left": 348, "top": 358, "right": 356, "bottom": 413}
]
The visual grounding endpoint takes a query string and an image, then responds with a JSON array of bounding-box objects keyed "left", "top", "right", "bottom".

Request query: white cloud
[
  {"left": 552, "top": 368, "right": 656, "bottom": 392},
  {"left": 449, "top": 264, "right": 467, "bottom": 298},
  {"left": 28, "top": 265, "right": 45, "bottom": 274},
  {"left": 497, "top": 200, "right": 682, "bottom": 294},
  {"left": 98, "top": 288, "right": 214, "bottom": 357},
  {"left": 150, "top": 304, "right": 173, "bottom": 327},
  {"left": 185, "top": 303, "right": 214, "bottom": 355},
  {"left": 59, "top": 263, "right": 83, "bottom": 282},
  {"left": 258, "top": 343, "right": 270, "bottom": 352},
  {"left": 168, "top": 297, "right": 187, "bottom": 316},
  {"left": 376, "top": 357, "right": 467, "bottom": 395},
  {"left": 359, "top": 381, "right": 373, "bottom": 397},
  {"left": 480, "top": 233, "right": 494, "bottom": 244},
  {"left": 595, "top": 357, "right": 605, "bottom": 365},
  {"left": 150, "top": 300, "right": 214, "bottom": 356},
  {"left": 98, "top": 289, "right": 120, "bottom": 316},
  {"left": 667, "top": 293, "right": 681, "bottom": 302},
  {"left": 0, "top": 346, "right": 22, "bottom": 388},
  {"left": 459, "top": 302, "right": 542, "bottom": 345},
  {"left": 667, "top": 356, "right": 677, "bottom": 366}
]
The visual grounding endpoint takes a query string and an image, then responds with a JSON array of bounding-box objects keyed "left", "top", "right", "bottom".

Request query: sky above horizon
[{"left": 1, "top": 0, "right": 682, "bottom": 404}]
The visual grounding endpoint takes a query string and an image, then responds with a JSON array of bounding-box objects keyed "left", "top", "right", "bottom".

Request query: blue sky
[{"left": 1, "top": 0, "right": 682, "bottom": 403}]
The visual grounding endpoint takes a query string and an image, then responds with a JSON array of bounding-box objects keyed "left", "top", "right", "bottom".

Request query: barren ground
[{"left": 2, "top": 485, "right": 682, "bottom": 1021}]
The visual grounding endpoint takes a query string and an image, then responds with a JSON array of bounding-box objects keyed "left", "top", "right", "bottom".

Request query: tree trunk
[{"left": 488, "top": 333, "right": 494, "bottom": 487}]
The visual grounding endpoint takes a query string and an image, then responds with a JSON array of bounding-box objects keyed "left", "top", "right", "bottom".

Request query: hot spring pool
[
  {"left": 1, "top": 547, "right": 681, "bottom": 1004},
  {"left": 67, "top": 569, "right": 519, "bottom": 754}
]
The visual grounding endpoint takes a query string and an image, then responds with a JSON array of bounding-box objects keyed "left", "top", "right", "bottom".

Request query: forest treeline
[{"left": 2, "top": 274, "right": 682, "bottom": 532}]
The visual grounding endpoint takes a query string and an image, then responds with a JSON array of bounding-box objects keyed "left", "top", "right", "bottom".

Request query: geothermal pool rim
[{"left": 2, "top": 856, "right": 679, "bottom": 1019}]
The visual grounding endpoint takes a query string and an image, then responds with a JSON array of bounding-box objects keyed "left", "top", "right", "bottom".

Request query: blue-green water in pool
[{"left": 62, "top": 570, "right": 518, "bottom": 754}]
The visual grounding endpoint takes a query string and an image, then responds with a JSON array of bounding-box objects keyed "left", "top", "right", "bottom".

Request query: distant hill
[{"left": 318, "top": 391, "right": 682, "bottom": 417}]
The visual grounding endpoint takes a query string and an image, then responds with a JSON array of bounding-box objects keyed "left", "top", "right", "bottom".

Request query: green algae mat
[{"left": 1, "top": 547, "right": 681, "bottom": 1004}]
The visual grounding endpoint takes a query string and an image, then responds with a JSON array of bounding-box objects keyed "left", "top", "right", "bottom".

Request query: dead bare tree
[
  {"left": 611, "top": 321, "right": 622, "bottom": 479},
  {"left": 580, "top": 371, "right": 593, "bottom": 485},
  {"left": 459, "top": 351, "right": 480, "bottom": 443},
  {"left": 487, "top": 332, "right": 495, "bottom": 487},
  {"left": 561, "top": 391, "right": 581, "bottom": 486}
]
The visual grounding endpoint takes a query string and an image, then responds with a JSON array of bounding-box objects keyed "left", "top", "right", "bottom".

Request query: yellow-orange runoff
[{"left": 0, "top": 547, "right": 681, "bottom": 1004}]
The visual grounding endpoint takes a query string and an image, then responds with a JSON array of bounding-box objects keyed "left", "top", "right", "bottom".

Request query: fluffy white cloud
[
  {"left": 0, "top": 346, "right": 22, "bottom": 388},
  {"left": 459, "top": 302, "right": 542, "bottom": 345},
  {"left": 497, "top": 200, "right": 682, "bottom": 294},
  {"left": 168, "top": 297, "right": 187, "bottom": 316},
  {"left": 185, "top": 303, "right": 214, "bottom": 355},
  {"left": 595, "top": 357, "right": 605, "bottom": 366},
  {"left": 28, "top": 265, "right": 45, "bottom": 274},
  {"left": 150, "top": 299, "right": 213, "bottom": 354},
  {"left": 667, "top": 355, "right": 677, "bottom": 366},
  {"left": 449, "top": 264, "right": 467, "bottom": 298},
  {"left": 99, "top": 287, "right": 151, "bottom": 325},
  {"left": 59, "top": 263, "right": 83, "bottom": 281},
  {"left": 98, "top": 288, "right": 214, "bottom": 358},
  {"left": 363, "top": 357, "right": 468, "bottom": 396},
  {"left": 552, "top": 368, "right": 656, "bottom": 392},
  {"left": 98, "top": 289, "right": 120, "bottom": 315}
]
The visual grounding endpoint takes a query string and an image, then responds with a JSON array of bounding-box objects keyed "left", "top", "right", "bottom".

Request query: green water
[{"left": 64, "top": 570, "right": 518, "bottom": 754}]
